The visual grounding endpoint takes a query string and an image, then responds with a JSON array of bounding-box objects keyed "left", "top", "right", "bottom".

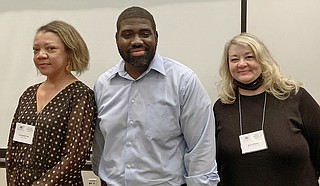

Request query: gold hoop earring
[{"left": 66, "top": 65, "right": 72, "bottom": 72}]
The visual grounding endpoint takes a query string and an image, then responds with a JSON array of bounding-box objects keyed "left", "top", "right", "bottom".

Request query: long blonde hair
[{"left": 217, "top": 33, "right": 302, "bottom": 104}]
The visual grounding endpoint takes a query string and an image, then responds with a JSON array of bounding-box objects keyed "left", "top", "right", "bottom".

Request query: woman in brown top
[{"left": 5, "top": 20, "right": 97, "bottom": 185}]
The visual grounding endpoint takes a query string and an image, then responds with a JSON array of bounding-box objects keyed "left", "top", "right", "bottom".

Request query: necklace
[{"left": 238, "top": 92, "right": 267, "bottom": 135}]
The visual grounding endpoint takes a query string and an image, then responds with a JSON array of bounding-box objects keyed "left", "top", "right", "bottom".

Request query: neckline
[
  {"left": 36, "top": 80, "right": 79, "bottom": 114},
  {"left": 239, "top": 90, "right": 266, "bottom": 98}
]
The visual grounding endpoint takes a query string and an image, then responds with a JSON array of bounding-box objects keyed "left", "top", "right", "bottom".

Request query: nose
[
  {"left": 36, "top": 51, "right": 48, "bottom": 59},
  {"left": 131, "top": 34, "right": 143, "bottom": 45},
  {"left": 237, "top": 58, "right": 248, "bottom": 67}
]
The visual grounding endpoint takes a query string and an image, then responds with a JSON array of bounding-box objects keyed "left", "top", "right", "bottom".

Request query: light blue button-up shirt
[{"left": 92, "top": 54, "right": 219, "bottom": 186}]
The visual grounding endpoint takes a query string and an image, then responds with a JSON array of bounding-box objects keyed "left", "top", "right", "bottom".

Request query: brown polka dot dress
[{"left": 5, "top": 81, "right": 97, "bottom": 186}]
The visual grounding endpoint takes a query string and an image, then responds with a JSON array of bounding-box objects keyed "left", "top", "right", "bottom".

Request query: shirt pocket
[{"left": 145, "top": 104, "right": 181, "bottom": 141}]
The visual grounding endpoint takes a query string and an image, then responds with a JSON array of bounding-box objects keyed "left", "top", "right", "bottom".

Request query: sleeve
[
  {"left": 213, "top": 100, "right": 223, "bottom": 181},
  {"left": 91, "top": 81, "right": 106, "bottom": 176},
  {"left": 5, "top": 94, "right": 24, "bottom": 186},
  {"left": 91, "top": 116, "right": 104, "bottom": 176},
  {"left": 298, "top": 88, "right": 320, "bottom": 174},
  {"left": 180, "top": 73, "right": 220, "bottom": 186},
  {"left": 32, "top": 89, "right": 97, "bottom": 185}
]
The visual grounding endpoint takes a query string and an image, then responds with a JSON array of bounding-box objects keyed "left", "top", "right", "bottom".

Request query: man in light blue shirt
[{"left": 92, "top": 6, "right": 219, "bottom": 186}]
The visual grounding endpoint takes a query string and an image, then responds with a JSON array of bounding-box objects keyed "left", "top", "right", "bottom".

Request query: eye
[
  {"left": 245, "top": 55, "right": 255, "bottom": 60},
  {"left": 33, "top": 47, "right": 40, "bottom": 54},
  {"left": 229, "top": 58, "right": 239, "bottom": 63},
  {"left": 121, "top": 32, "right": 133, "bottom": 39},
  {"left": 140, "top": 31, "right": 151, "bottom": 38},
  {"left": 46, "top": 46, "right": 57, "bottom": 53}
]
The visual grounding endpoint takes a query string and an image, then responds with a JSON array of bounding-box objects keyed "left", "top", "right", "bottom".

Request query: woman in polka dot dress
[{"left": 5, "top": 20, "right": 97, "bottom": 186}]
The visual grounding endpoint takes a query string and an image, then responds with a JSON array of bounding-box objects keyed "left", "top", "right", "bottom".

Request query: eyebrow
[
  {"left": 33, "top": 42, "right": 57, "bottom": 46},
  {"left": 244, "top": 52, "right": 254, "bottom": 55}
]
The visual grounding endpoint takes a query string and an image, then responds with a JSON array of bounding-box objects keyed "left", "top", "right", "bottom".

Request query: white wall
[
  {"left": 0, "top": 0, "right": 240, "bottom": 147},
  {"left": 247, "top": 0, "right": 320, "bottom": 104},
  {"left": 248, "top": 2, "right": 320, "bottom": 182}
]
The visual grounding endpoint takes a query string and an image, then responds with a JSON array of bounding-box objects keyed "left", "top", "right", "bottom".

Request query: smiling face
[
  {"left": 228, "top": 44, "right": 262, "bottom": 84},
  {"left": 116, "top": 18, "right": 158, "bottom": 69},
  {"left": 33, "top": 31, "right": 68, "bottom": 78}
]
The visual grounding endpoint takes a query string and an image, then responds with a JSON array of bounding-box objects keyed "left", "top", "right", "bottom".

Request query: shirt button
[
  {"left": 127, "top": 164, "right": 132, "bottom": 168},
  {"left": 129, "top": 120, "right": 134, "bottom": 125},
  {"left": 131, "top": 99, "right": 135, "bottom": 103},
  {"left": 127, "top": 141, "right": 132, "bottom": 146}
]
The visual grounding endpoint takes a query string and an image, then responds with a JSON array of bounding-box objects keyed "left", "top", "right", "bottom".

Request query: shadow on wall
[{"left": 0, "top": 0, "right": 227, "bottom": 11}]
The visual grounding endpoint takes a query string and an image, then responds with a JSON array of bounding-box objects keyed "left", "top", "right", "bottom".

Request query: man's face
[{"left": 116, "top": 18, "right": 158, "bottom": 68}]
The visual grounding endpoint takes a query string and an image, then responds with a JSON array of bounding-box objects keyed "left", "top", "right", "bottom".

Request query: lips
[
  {"left": 238, "top": 70, "right": 251, "bottom": 75},
  {"left": 37, "top": 63, "right": 50, "bottom": 68},
  {"left": 130, "top": 49, "right": 146, "bottom": 57},
  {"left": 38, "top": 63, "right": 49, "bottom": 66}
]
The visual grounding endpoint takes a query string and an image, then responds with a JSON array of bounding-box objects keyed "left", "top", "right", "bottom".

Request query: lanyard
[{"left": 238, "top": 92, "right": 267, "bottom": 135}]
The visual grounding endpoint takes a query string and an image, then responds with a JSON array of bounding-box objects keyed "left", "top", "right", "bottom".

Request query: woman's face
[
  {"left": 33, "top": 31, "right": 68, "bottom": 77},
  {"left": 228, "top": 44, "right": 262, "bottom": 84}
]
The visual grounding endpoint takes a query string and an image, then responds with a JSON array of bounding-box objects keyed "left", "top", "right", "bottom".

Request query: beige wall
[
  {"left": 0, "top": 0, "right": 240, "bottom": 148},
  {"left": 0, "top": 169, "right": 5, "bottom": 186},
  {"left": 247, "top": 0, "right": 320, "bottom": 103},
  {"left": 0, "top": 0, "right": 240, "bottom": 184},
  {"left": 248, "top": 1, "right": 320, "bottom": 182}
]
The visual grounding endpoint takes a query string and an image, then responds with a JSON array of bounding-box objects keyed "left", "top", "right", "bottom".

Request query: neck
[
  {"left": 239, "top": 85, "right": 267, "bottom": 96},
  {"left": 234, "top": 74, "right": 266, "bottom": 96},
  {"left": 234, "top": 74, "right": 263, "bottom": 90},
  {"left": 45, "top": 73, "right": 74, "bottom": 86},
  {"left": 125, "top": 63, "right": 148, "bottom": 79}
]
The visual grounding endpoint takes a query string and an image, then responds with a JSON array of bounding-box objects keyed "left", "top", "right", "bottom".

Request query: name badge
[
  {"left": 239, "top": 130, "right": 268, "bottom": 154},
  {"left": 13, "top": 123, "right": 35, "bottom": 145}
]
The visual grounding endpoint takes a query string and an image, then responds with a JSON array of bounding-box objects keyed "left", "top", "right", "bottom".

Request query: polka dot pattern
[{"left": 5, "top": 81, "right": 97, "bottom": 185}]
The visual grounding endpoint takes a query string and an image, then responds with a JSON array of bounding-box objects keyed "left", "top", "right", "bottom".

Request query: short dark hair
[{"left": 116, "top": 6, "right": 157, "bottom": 32}]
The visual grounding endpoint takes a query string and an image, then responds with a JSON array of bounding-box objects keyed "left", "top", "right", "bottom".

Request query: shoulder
[
  {"left": 297, "top": 87, "right": 310, "bottom": 97},
  {"left": 94, "top": 64, "right": 120, "bottom": 89},
  {"left": 21, "top": 83, "right": 41, "bottom": 96},
  {"left": 289, "top": 87, "right": 313, "bottom": 101},
  {"left": 213, "top": 98, "right": 222, "bottom": 107},
  {"left": 213, "top": 98, "right": 238, "bottom": 114},
  {"left": 96, "top": 62, "right": 122, "bottom": 82},
  {"left": 26, "top": 83, "right": 41, "bottom": 91},
  {"left": 161, "top": 56, "right": 194, "bottom": 74},
  {"left": 213, "top": 98, "right": 227, "bottom": 111},
  {"left": 295, "top": 87, "right": 318, "bottom": 105},
  {"left": 157, "top": 55, "right": 198, "bottom": 86},
  {"left": 69, "top": 81, "right": 94, "bottom": 96}
]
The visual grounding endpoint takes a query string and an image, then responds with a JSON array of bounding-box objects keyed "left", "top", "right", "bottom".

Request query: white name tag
[
  {"left": 13, "top": 123, "right": 35, "bottom": 145},
  {"left": 239, "top": 130, "right": 268, "bottom": 154}
]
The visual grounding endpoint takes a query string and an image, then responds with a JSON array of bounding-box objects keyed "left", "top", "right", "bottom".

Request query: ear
[
  {"left": 115, "top": 32, "right": 119, "bottom": 44},
  {"left": 155, "top": 31, "right": 159, "bottom": 43}
]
